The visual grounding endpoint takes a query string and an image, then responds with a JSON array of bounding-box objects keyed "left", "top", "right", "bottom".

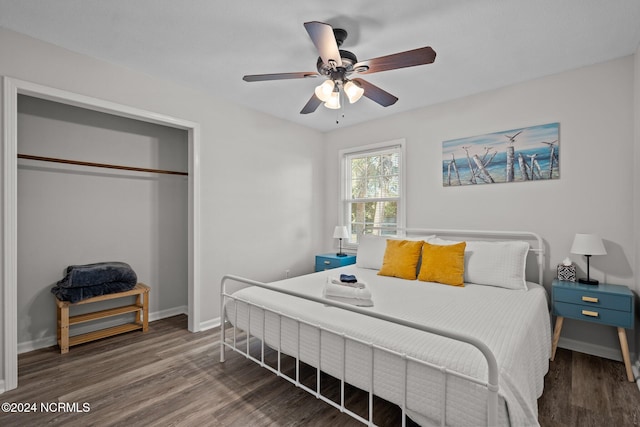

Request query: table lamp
[
  {"left": 570, "top": 233, "right": 606, "bottom": 285},
  {"left": 333, "top": 226, "right": 349, "bottom": 257}
]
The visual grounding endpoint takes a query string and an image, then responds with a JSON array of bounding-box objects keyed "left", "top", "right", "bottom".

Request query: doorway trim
[{"left": 2, "top": 77, "right": 201, "bottom": 392}]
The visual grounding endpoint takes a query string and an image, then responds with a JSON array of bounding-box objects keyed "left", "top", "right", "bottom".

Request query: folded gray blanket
[
  {"left": 55, "top": 262, "right": 137, "bottom": 289},
  {"left": 51, "top": 262, "right": 138, "bottom": 303},
  {"left": 51, "top": 281, "right": 137, "bottom": 303}
]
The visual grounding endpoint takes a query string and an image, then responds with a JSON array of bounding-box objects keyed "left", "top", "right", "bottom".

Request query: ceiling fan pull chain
[{"left": 336, "top": 90, "right": 346, "bottom": 124}]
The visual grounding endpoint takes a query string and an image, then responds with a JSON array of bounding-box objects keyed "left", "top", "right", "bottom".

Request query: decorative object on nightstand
[
  {"left": 551, "top": 279, "right": 635, "bottom": 382},
  {"left": 333, "top": 226, "right": 349, "bottom": 257},
  {"left": 556, "top": 257, "right": 576, "bottom": 282},
  {"left": 570, "top": 233, "right": 606, "bottom": 285},
  {"left": 315, "top": 253, "right": 356, "bottom": 272}
]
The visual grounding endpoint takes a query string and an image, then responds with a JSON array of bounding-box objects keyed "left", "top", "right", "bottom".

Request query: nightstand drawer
[
  {"left": 553, "top": 287, "right": 632, "bottom": 312},
  {"left": 553, "top": 301, "right": 633, "bottom": 328},
  {"left": 316, "top": 258, "right": 343, "bottom": 269},
  {"left": 315, "top": 254, "right": 356, "bottom": 272}
]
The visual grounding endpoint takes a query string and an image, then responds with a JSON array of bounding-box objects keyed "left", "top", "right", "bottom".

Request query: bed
[{"left": 219, "top": 229, "right": 551, "bottom": 426}]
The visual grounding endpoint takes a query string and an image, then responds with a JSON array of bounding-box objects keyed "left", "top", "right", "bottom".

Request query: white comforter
[{"left": 226, "top": 266, "right": 551, "bottom": 427}]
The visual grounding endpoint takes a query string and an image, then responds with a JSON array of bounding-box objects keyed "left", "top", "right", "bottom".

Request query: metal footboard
[{"left": 220, "top": 274, "right": 500, "bottom": 426}]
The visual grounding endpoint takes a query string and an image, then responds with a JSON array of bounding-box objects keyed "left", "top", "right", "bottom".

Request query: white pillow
[
  {"left": 426, "top": 237, "right": 458, "bottom": 245},
  {"left": 426, "top": 237, "right": 529, "bottom": 290},
  {"left": 356, "top": 234, "right": 389, "bottom": 270},
  {"left": 356, "top": 234, "right": 435, "bottom": 270}
]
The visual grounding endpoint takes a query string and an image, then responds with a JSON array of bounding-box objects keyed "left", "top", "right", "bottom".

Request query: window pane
[
  {"left": 348, "top": 152, "right": 400, "bottom": 200},
  {"left": 380, "top": 174, "right": 399, "bottom": 197},
  {"left": 351, "top": 178, "right": 366, "bottom": 199},
  {"left": 350, "top": 157, "right": 367, "bottom": 180},
  {"left": 366, "top": 177, "right": 380, "bottom": 198},
  {"left": 348, "top": 201, "right": 398, "bottom": 243}
]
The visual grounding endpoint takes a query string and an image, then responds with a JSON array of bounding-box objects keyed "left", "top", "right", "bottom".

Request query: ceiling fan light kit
[{"left": 242, "top": 20, "right": 436, "bottom": 117}]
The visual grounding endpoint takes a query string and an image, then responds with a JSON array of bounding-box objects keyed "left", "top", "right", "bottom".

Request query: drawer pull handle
[
  {"left": 581, "top": 310, "right": 599, "bottom": 318},
  {"left": 324, "top": 260, "right": 331, "bottom": 265},
  {"left": 581, "top": 296, "right": 599, "bottom": 303}
]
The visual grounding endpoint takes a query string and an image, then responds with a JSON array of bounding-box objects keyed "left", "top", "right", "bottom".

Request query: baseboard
[
  {"left": 17, "top": 305, "right": 188, "bottom": 354},
  {"left": 557, "top": 336, "right": 624, "bottom": 362},
  {"left": 148, "top": 305, "right": 187, "bottom": 322},
  {"left": 18, "top": 335, "right": 58, "bottom": 355},
  {"left": 199, "top": 317, "right": 221, "bottom": 332},
  {"left": 0, "top": 379, "right": 5, "bottom": 394}
]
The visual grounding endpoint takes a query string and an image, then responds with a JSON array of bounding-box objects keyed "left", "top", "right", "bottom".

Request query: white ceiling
[{"left": 1, "top": 0, "right": 639, "bottom": 132}]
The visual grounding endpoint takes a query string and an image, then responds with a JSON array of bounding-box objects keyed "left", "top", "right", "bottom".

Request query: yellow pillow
[
  {"left": 378, "top": 239, "right": 424, "bottom": 280},
  {"left": 418, "top": 241, "right": 466, "bottom": 286}
]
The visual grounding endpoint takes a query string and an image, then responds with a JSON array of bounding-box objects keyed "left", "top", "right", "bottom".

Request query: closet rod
[{"left": 17, "top": 154, "right": 188, "bottom": 176}]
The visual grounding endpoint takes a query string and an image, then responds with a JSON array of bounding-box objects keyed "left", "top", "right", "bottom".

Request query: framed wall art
[{"left": 442, "top": 122, "right": 559, "bottom": 186}]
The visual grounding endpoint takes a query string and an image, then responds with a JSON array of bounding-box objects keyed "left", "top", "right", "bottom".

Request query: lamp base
[
  {"left": 578, "top": 278, "right": 599, "bottom": 285},
  {"left": 336, "top": 253, "right": 348, "bottom": 257}
]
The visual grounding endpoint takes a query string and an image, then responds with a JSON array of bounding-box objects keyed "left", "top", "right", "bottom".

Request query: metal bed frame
[{"left": 219, "top": 229, "right": 545, "bottom": 426}]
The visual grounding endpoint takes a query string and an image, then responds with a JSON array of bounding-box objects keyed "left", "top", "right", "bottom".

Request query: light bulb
[
  {"left": 314, "top": 80, "right": 334, "bottom": 102},
  {"left": 344, "top": 80, "right": 364, "bottom": 104}
]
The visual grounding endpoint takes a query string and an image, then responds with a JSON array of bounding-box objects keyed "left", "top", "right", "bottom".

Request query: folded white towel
[
  {"left": 324, "top": 295, "right": 374, "bottom": 307},
  {"left": 330, "top": 277, "right": 366, "bottom": 289},
  {"left": 323, "top": 278, "right": 373, "bottom": 306}
]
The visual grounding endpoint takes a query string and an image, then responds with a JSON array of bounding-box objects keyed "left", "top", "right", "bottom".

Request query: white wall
[
  {"left": 0, "top": 28, "right": 325, "bottom": 384},
  {"left": 324, "top": 56, "right": 637, "bottom": 358},
  {"left": 17, "top": 95, "right": 189, "bottom": 350}
]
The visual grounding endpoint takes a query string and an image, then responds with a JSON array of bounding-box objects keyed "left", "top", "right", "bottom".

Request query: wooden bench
[{"left": 55, "top": 283, "right": 150, "bottom": 354}]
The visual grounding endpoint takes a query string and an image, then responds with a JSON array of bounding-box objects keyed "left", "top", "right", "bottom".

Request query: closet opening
[
  {"left": 16, "top": 95, "right": 188, "bottom": 354},
  {"left": 3, "top": 77, "right": 201, "bottom": 392}
]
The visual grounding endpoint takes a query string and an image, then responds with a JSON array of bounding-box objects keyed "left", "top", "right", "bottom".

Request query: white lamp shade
[
  {"left": 344, "top": 80, "right": 364, "bottom": 104},
  {"left": 314, "top": 80, "right": 334, "bottom": 102},
  {"left": 333, "top": 226, "right": 349, "bottom": 239},
  {"left": 570, "top": 233, "right": 607, "bottom": 255},
  {"left": 324, "top": 90, "right": 341, "bottom": 109}
]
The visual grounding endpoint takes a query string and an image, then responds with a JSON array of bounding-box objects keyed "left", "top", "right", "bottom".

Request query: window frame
[{"left": 338, "top": 139, "right": 406, "bottom": 249}]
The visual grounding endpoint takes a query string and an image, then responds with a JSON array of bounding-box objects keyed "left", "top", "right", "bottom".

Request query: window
[{"left": 340, "top": 140, "right": 405, "bottom": 245}]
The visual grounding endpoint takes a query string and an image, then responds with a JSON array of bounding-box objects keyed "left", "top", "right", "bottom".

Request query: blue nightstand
[
  {"left": 551, "top": 279, "right": 635, "bottom": 381},
  {"left": 315, "top": 253, "right": 356, "bottom": 272}
]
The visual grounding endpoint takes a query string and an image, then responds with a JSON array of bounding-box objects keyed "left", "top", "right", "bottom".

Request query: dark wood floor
[
  {"left": 538, "top": 343, "right": 640, "bottom": 426},
  {"left": 0, "top": 315, "right": 638, "bottom": 426}
]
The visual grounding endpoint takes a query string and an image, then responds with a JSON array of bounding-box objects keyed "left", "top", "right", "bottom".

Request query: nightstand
[
  {"left": 315, "top": 253, "right": 356, "bottom": 272},
  {"left": 551, "top": 279, "right": 635, "bottom": 382}
]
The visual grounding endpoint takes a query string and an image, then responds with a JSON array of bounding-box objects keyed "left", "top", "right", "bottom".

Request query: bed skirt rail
[{"left": 219, "top": 274, "right": 500, "bottom": 426}]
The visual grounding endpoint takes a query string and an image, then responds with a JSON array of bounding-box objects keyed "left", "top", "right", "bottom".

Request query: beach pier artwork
[{"left": 442, "top": 122, "right": 559, "bottom": 186}]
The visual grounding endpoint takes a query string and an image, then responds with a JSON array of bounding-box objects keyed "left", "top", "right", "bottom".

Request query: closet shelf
[{"left": 18, "top": 153, "right": 188, "bottom": 176}]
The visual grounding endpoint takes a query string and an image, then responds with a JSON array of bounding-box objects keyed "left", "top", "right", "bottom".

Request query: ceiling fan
[{"left": 242, "top": 21, "right": 437, "bottom": 114}]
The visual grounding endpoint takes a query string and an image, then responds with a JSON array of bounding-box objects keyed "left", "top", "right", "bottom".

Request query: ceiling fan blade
[
  {"left": 243, "top": 72, "right": 319, "bottom": 82},
  {"left": 352, "top": 78, "right": 398, "bottom": 107},
  {"left": 304, "top": 21, "right": 342, "bottom": 68},
  {"left": 354, "top": 46, "right": 436, "bottom": 74},
  {"left": 300, "top": 93, "right": 322, "bottom": 114}
]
